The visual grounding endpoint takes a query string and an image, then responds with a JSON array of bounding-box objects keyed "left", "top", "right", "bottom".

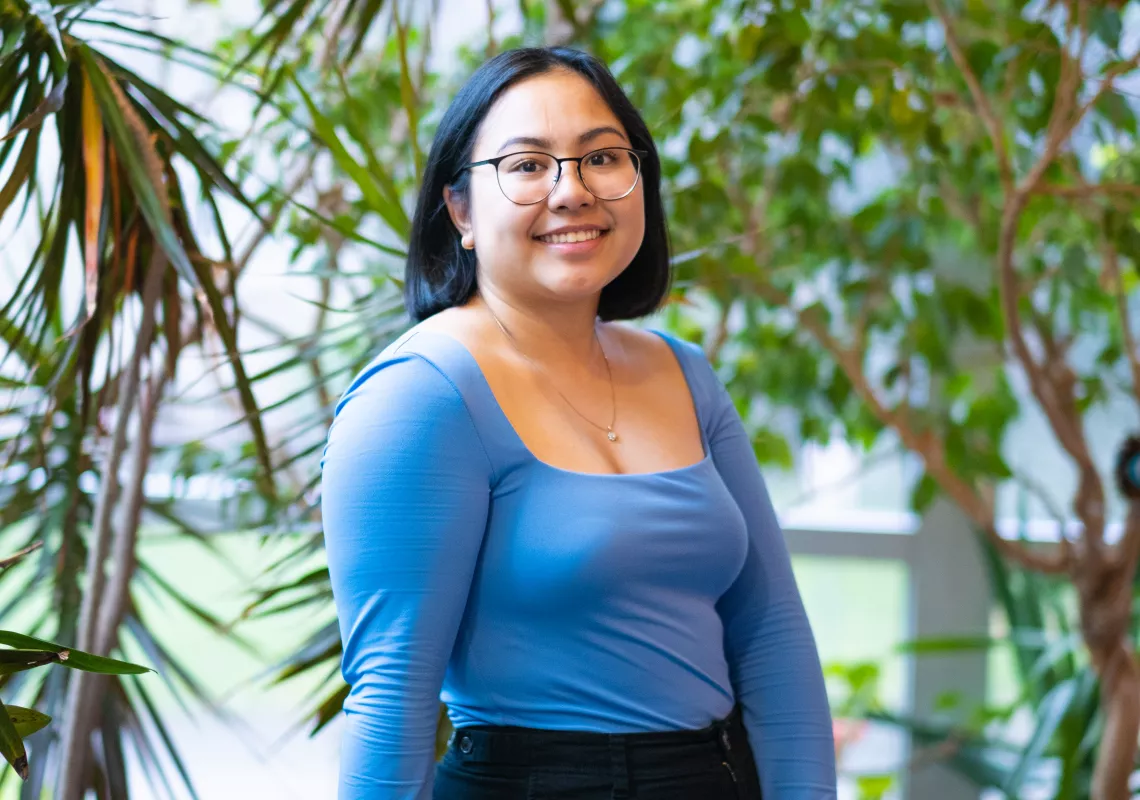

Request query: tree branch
[
  {"left": 94, "top": 364, "right": 165, "bottom": 654},
  {"left": 1016, "top": 2, "right": 1088, "bottom": 198},
  {"left": 934, "top": 1, "right": 1105, "bottom": 510},
  {"left": 1036, "top": 183, "right": 1140, "bottom": 198},
  {"left": 57, "top": 246, "right": 167, "bottom": 800},
  {"left": 60, "top": 359, "right": 168, "bottom": 797},
  {"left": 928, "top": 0, "right": 1013, "bottom": 190},
  {"left": 742, "top": 276, "right": 1071, "bottom": 574},
  {"left": 1103, "top": 241, "right": 1140, "bottom": 409},
  {"left": 1113, "top": 498, "right": 1140, "bottom": 574},
  {"left": 997, "top": 200, "right": 1106, "bottom": 554},
  {"left": 1075, "top": 49, "right": 1140, "bottom": 126}
]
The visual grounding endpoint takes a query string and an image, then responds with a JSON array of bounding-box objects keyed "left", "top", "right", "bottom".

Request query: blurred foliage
[
  {"left": 0, "top": 544, "right": 150, "bottom": 783},
  {"left": 230, "top": 0, "right": 1140, "bottom": 790},
  {"left": 0, "top": 0, "right": 279, "bottom": 795},
  {"left": 1, "top": 0, "right": 1139, "bottom": 795}
]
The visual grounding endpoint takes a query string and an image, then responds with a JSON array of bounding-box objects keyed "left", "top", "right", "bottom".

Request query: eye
[
  {"left": 586, "top": 150, "right": 620, "bottom": 167},
  {"left": 508, "top": 159, "right": 547, "bottom": 174}
]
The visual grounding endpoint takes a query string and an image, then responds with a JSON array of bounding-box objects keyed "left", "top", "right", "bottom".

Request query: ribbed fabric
[{"left": 320, "top": 326, "right": 837, "bottom": 799}]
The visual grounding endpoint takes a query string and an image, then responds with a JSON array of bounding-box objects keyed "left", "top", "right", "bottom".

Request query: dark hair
[{"left": 403, "top": 47, "right": 671, "bottom": 322}]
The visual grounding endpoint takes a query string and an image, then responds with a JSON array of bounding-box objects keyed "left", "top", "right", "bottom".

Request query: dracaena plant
[{"left": 0, "top": 2, "right": 280, "bottom": 796}]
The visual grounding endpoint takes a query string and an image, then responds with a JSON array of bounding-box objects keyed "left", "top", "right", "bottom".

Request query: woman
[{"left": 321, "top": 46, "right": 837, "bottom": 799}]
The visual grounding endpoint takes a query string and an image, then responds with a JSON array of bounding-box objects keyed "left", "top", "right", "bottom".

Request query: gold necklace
[{"left": 486, "top": 307, "right": 619, "bottom": 443}]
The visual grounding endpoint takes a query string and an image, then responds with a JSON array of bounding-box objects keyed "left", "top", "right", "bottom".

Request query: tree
[
  {"left": 0, "top": 2, "right": 277, "bottom": 796},
  {"left": 241, "top": 1, "right": 1140, "bottom": 794},
  {"left": 587, "top": 0, "right": 1139, "bottom": 795}
]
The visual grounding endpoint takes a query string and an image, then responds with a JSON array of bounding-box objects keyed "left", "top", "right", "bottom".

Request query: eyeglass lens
[{"left": 495, "top": 149, "right": 641, "bottom": 204}]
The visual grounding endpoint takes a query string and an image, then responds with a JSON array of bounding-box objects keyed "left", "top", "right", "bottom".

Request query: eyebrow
[{"left": 495, "top": 126, "right": 629, "bottom": 155}]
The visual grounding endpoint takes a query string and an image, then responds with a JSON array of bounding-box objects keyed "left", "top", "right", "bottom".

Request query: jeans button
[{"left": 458, "top": 735, "right": 473, "bottom": 754}]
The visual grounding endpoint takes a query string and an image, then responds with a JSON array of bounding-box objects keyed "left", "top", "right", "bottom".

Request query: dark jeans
[{"left": 432, "top": 703, "right": 763, "bottom": 799}]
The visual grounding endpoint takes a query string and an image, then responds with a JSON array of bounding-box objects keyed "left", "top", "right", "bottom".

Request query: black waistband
[{"left": 448, "top": 703, "right": 747, "bottom": 765}]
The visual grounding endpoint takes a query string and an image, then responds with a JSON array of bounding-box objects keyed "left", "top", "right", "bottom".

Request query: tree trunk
[
  {"left": 1090, "top": 642, "right": 1140, "bottom": 800},
  {"left": 1077, "top": 534, "right": 1140, "bottom": 799},
  {"left": 57, "top": 248, "right": 166, "bottom": 800}
]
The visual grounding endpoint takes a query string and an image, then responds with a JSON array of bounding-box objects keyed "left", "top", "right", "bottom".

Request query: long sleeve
[
  {"left": 700, "top": 354, "right": 838, "bottom": 796},
  {"left": 320, "top": 351, "right": 494, "bottom": 800}
]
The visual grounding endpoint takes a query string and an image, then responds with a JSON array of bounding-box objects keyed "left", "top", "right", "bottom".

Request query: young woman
[{"left": 321, "top": 46, "right": 838, "bottom": 799}]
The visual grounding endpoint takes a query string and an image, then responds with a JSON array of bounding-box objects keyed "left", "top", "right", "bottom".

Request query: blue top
[{"left": 320, "top": 325, "right": 837, "bottom": 799}]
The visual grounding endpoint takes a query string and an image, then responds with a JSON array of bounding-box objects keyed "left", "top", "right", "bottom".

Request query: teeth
[{"left": 538, "top": 229, "right": 603, "bottom": 244}]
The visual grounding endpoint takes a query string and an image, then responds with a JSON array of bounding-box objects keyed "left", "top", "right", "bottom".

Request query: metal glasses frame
[{"left": 452, "top": 147, "right": 649, "bottom": 205}]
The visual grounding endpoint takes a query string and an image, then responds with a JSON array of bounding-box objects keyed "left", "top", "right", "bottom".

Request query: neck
[{"left": 474, "top": 292, "right": 603, "bottom": 367}]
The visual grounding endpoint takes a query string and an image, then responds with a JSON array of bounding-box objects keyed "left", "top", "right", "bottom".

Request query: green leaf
[
  {"left": 0, "top": 126, "right": 39, "bottom": 221},
  {"left": 4, "top": 707, "right": 49, "bottom": 739},
  {"left": 0, "top": 703, "right": 26, "bottom": 780},
  {"left": 310, "top": 682, "right": 349, "bottom": 735},
  {"left": 0, "top": 632, "right": 151, "bottom": 675},
  {"left": 345, "top": 0, "right": 388, "bottom": 63},
  {"left": 1091, "top": 8, "right": 1122, "bottom": 50},
  {"left": 289, "top": 69, "right": 409, "bottom": 238},
  {"left": 855, "top": 775, "right": 894, "bottom": 800},
  {"left": 1094, "top": 91, "right": 1136, "bottom": 134},
  {"left": 751, "top": 427, "right": 793, "bottom": 469},
  {"left": 28, "top": 1, "right": 65, "bottom": 60},
  {"left": 0, "top": 650, "right": 66, "bottom": 675},
  {"left": 910, "top": 472, "right": 939, "bottom": 513},
  {"left": 895, "top": 635, "right": 1003, "bottom": 654},
  {"left": 0, "top": 74, "right": 67, "bottom": 143},
  {"left": 1004, "top": 679, "right": 1078, "bottom": 793}
]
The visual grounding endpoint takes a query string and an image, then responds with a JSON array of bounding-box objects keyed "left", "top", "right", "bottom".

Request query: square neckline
[{"left": 405, "top": 327, "right": 713, "bottom": 479}]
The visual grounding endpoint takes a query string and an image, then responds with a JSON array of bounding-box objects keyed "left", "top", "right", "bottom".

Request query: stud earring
[{"left": 462, "top": 238, "right": 474, "bottom": 250}]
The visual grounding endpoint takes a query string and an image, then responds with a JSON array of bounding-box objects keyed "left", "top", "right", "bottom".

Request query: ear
[{"left": 444, "top": 185, "right": 475, "bottom": 250}]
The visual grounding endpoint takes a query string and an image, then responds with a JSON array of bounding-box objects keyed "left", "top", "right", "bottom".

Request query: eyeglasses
[{"left": 453, "top": 147, "right": 648, "bottom": 206}]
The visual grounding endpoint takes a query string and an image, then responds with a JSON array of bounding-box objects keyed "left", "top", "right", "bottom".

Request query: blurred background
[{"left": 0, "top": 0, "right": 1138, "bottom": 797}]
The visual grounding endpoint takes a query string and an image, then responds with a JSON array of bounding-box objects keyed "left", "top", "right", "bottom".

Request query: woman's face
[{"left": 445, "top": 69, "right": 646, "bottom": 308}]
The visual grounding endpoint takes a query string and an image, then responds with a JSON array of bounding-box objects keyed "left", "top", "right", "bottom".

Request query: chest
[
  {"left": 472, "top": 465, "right": 749, "bottom": 616},
  {"left": 417, "top": 313, "right": 707, "bottom": 476}
]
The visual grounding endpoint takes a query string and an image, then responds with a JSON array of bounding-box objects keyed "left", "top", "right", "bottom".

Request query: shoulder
[
  {"left": 606, "top": 322, "right": 719, "bottom": 391},
  {"left": 334, "top": 342, "right": 462, "bottom": 421},
  {"left": 323, "top": 334, "right": 493, "bottom": 476},
  {"left": 335, "top": 308, "right": 486, "bottom": 416}
]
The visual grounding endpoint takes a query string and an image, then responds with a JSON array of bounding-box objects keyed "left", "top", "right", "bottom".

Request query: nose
[{"left": 547, "top": 161, "right": 595, "bottom": 210}]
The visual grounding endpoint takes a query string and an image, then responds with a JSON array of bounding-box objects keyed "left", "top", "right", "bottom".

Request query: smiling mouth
[{"left": 535, "top": 229, "right": 608, "bottom": 244}]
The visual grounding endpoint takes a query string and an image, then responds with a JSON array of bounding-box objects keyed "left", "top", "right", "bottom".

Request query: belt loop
[{"left": 609, "top": 734, "right": 631, "bottom": 799}]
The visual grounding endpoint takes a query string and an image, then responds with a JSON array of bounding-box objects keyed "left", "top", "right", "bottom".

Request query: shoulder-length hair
[{"left": 403, "top": 46, "right": 671, "bottom": 322}]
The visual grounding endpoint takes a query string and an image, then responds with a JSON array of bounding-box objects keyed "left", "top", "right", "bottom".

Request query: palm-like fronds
[
  {"left": 230, "top": 0, "right": 392, "bottom": 81},
  {"left": 0, "top": 1, "right": 284, "bottom": 795}
]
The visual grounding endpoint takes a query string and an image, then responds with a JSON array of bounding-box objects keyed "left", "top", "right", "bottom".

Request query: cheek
[
  {"left": 471, "top": 181, "right": 538, "bottom": 244},
  {"left": 615, "top": 191, "right": 647, "bottom": 249}
]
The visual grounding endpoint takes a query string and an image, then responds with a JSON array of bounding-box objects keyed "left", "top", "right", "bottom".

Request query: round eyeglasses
[{"left": 453, "top": 147, "right": 648, "bottom": 206}]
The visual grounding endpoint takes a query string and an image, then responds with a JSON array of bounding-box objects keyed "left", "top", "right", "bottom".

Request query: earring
[{"left": 462, "top": 237, "right": 474, "bottom": 250}]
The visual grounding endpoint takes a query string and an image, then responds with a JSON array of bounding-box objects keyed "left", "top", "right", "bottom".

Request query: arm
[
  {"left": 704, "top": 366, "right": 838, "bottom": 797},
  {"left": 321, "top": 352, "right": 493, "bottom": 800}
]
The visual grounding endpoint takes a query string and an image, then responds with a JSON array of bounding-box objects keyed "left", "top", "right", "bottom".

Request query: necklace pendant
[{"left": 607, "top": 430, "right": 618, "bottom": 443}]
